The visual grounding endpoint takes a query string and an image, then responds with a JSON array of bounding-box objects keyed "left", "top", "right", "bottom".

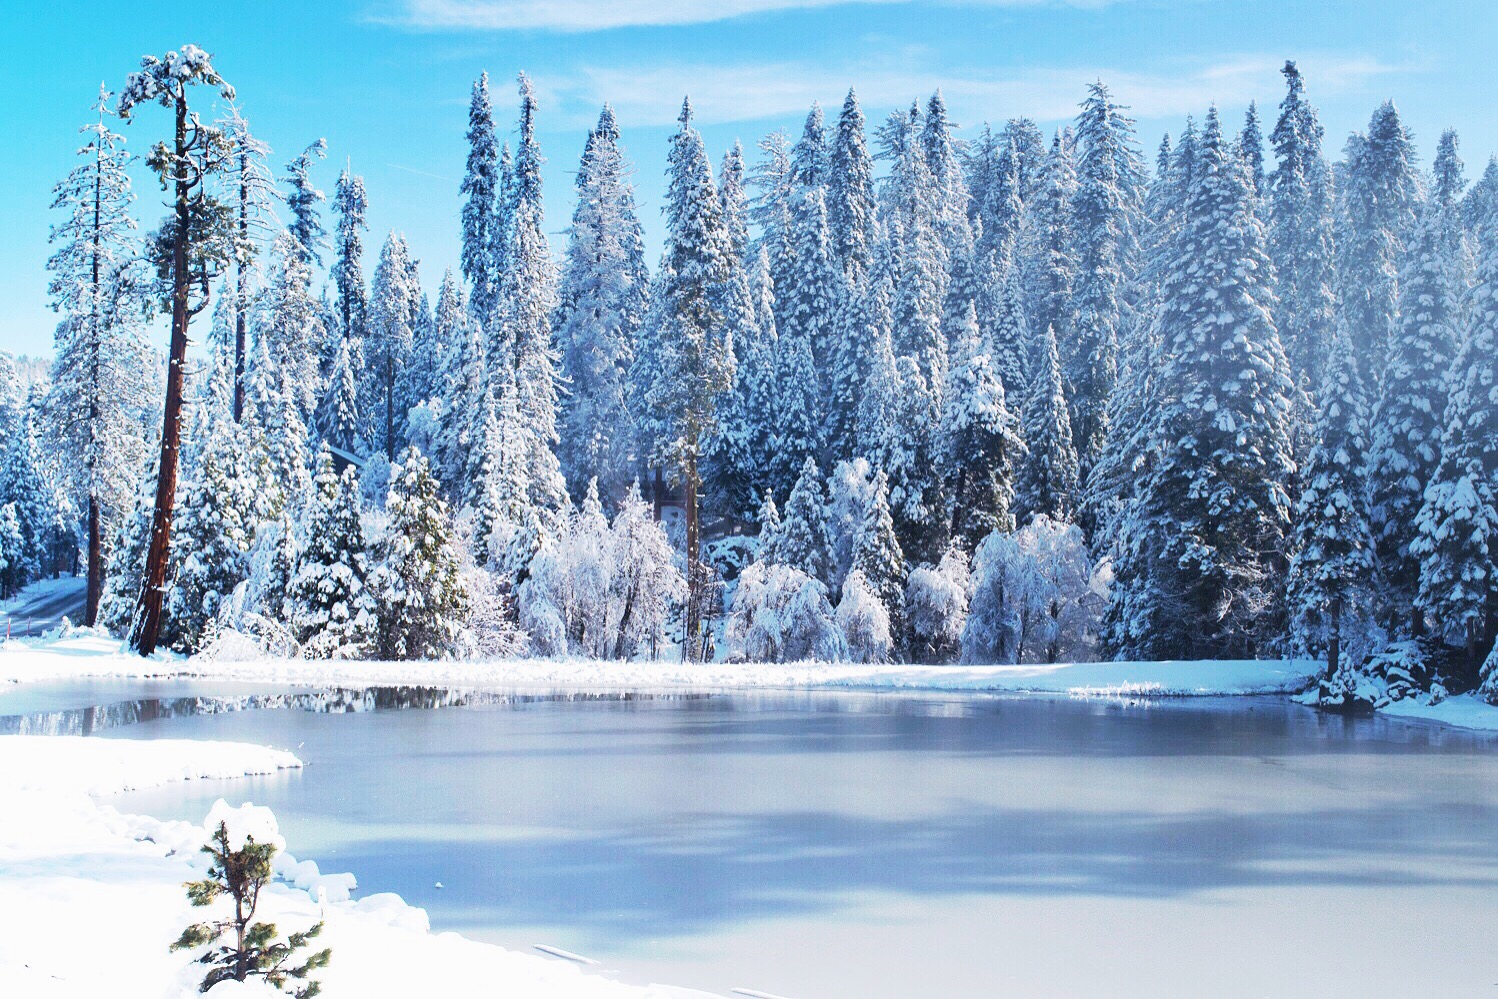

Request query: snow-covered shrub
[
  {"left": 1316, "top": 640, "right": 1445, "bottom": 713},
  {"left": 962, "top": 515, "right": 1102, "bottom": 664},
  {"left": 837, "top": 569, "right": 893, "bottom": 663},
  {"left": 520, "top": 482, "right": 614, "bottom": 657},
  {"left": 357, "top": 450, "right": 392, "bottom": 510},
  {"left": 457, "top": 565, "right": 528, "bottom": 660},
  {"left": 1481, "top": 644, "right": 1498, "bottom": 706},
  {"left": 1362, "top": 640, "right": 1438, "bottom": 704},
  {"left": 906, "top": 546, "right": 970, "bottom": 663},
  {"left": 728, "top": 561, "right": 845, "bottom": 663},
  {"left": 519, "top": 480, "right": 684, "bottom": 659},
  {"left": 403, "top": 398, "right": 444, "bottom": 461}
]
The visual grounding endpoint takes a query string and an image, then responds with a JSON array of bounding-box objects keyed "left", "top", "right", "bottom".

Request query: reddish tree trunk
[{"left": 132, "top": 93, "right": 191, "bottom": 656}]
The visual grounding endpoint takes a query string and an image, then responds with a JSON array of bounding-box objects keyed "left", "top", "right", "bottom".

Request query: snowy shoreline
[
  {"left": 3, "top": 631, "right": 1316, "bottom": 695},
  {"left": 5, "top": 631, "right": 1497, "bottom": 732},
  {"left": 0, "top": 734, "right": 702, "bottom": 998}
]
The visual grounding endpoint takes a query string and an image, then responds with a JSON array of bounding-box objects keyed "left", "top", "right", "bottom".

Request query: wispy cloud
[
  {"left": 556, "top": 53, "right": 1403, "bottom": 128},
  {"left": 387, "top": 162, "right": 455, "bottom": 182},
  {"left": 380, "top": 0, "right": 1115, "bottom": 32}
]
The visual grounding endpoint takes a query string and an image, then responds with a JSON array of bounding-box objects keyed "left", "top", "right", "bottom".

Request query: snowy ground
[
  {"left": 1, "top": 629, "right": 1318, "bottom": 695},
  {"left": 0, "top": 734, "right": 712, "bottom": 998}
]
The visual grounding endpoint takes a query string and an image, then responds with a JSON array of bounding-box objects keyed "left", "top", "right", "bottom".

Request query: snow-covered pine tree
[
  {"left": 974, "top": 129, "right": 1024, "bottom": 270},
  {"left": 1022, "top": 130, "right": 1077, "bottom": 359},
  {"left": 777, "top": 458, "right": 835, "bottom": 587},
  {"left": 720, "top": 141, "right": 751, "bottom": 262},
  {"left": 828, "top": 89, "right": 875, "bottom": 286},
  {"left": 217, "top": 103, "right": 278, "bottom": 423},
  {"left": 939, "top": 300, "right": 1024, "bottom": 549},
  {"left": 364, "top": 231, "right": 420, "bottom": 458},
  {"left": 755, "top": 488, "right": 782, "bottom": 562},
  {"left": 428, "top": 268, "right": 468, "bottom": 399},
  {"left": 46, "top": 84, "right": 155, "bottom": 624},
  {"left": 0, "top": 503, "right": 24, "bottom": 601},
  {"left": 1339, "top": 100, "right": 1420, "bottom": 365},
  {"left": 639, "top": 99, "right": 737, "bottom": 660},
  {"left": 1431, "top": 129, "right": 1474, "bottom": 321},
  {"left": 165, "top": 366, "right": 259, "bottom": 653},
  {"left": 1286, "top": 319, "right": 1377, "bottom": 678},
  {"left": 1069, "top": 82, "right": 1143, "bottom": 488},
  {"left": 556, "top": 104, "right": 649, "bottom": 504},
  {"left": 850, "top": 468, "right": 907, "bottom": 647},
  {"left": 495, "top": 74, "right": 568, "bottom": 520},
  {"left": 986, "top": 258, "right": 1030, "bottom": 412},
  {"left": 265, "top": 362, "right": 312, "bottom": 512},
  {"left": 399, "top": 283, "right": 444, "bottom": 416},
  {"left": 281, "top": 138, "right": 327, "bottom": 267},
  {"left": 369, "top": 447, "right": 468, "bottom": 660},
  {"left": 291, "top": 448, "right": 374, "bottom": 658},
  {"left": 116, "top": 45, "right": 237, "bottom": 656},
  {"left": 460, "top": 72, "right": 501, "bottom": 326},
  {"left": 1368, "top": 202, "right": 1460, "bottom": 639},
  {"left": 749, "top": 129, "right": 798, "bottom": 327},
  {"left": 0, "top": 413, "right": 48, "bottom": 592},
  {"left": 1017, "top": 324, "right": 1079, "bottom": 523},
  {"left": 1107, "top": 107, "right": 1296, "bottom": 660},
  {"left": 862, "top": 326, "right": 946, "bottom": 564},
  {"left": 98, "top": 463, "right": 154, "bottom": 635},
  {"left": 771, "top": 327, "right": 822, "bottom": 517},
  {"left": 1237, "top": 101, "right": 1265, "bottom": 204},
  {"left": 920, "top": 90, "right": 971, "bottom": 267},
  {"left": 704, "top": 151, "right": 770, "bottom": 521},
  {"left": 331, "top": 165, "right": 370, "bottom": 351},
  {"left": 1465, "top": 155, "right": 1498, "bottom": 236},
  {"left": 436, "top": 317, "right": 488, "bottom": 505},
  {"left": 824, "top": 252, "right": 888, "bottom": 462},
  {"left": 1412, "top": 212, "right": 1498, "bottom": 680},
  {"left": 312, "top": 335, "right": 360, "bottom": 454},
  {"left": 257, "top": 230, "right": 324, "bottom": 416},
  {"left": 1268, "top": 61, "right": 1339, "bottom": 403},
  {"left": 1002, "top": 117, "right": 1047, "bottom": 205},
  {"left": 790, "top": 102, "right": 829, "bottom": 192},
  {"left": 785, "top": 185, "right": 841, "bottom": 394}
]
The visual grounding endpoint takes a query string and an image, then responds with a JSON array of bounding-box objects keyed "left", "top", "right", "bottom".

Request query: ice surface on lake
[{"left": 19, "top": 680, "right": 1498, "bottom": 998}]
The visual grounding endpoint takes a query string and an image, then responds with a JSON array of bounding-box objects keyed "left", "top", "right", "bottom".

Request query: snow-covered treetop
[{"left": 117, "top": 45, "right": 234, "bottom": 117}]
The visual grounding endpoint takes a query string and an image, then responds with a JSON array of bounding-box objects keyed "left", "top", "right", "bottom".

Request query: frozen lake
[{"left": 6, "top": 679, "right": 1498, "bottom": 997}]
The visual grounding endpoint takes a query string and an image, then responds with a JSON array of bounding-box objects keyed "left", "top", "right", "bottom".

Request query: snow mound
[{"left": 205, "top": 798, "right": 286, "bottom": 853}]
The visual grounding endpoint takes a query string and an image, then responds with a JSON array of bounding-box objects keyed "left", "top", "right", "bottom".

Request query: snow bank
[
  {"left": 0, "top": 632, "right": 1316, "bottom": 696},
  {"left": 0, "top": 735, "right": 683, "bottom": 998},
  {"left": 1380, "top": 693, "right": 1498, "bottom": 732}
]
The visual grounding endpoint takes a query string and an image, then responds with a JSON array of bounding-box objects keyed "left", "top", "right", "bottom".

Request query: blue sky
[{"left": 3, "top": 0, "right": 1495, "bottom": 357}]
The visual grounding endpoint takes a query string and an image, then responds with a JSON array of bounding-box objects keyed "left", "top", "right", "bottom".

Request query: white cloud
[
  {"left": 385, "top": 0, "right": 1108, "bottom": 32},
  {"left": 558, "top": 53, "right": 1400, "bottom": 128}
]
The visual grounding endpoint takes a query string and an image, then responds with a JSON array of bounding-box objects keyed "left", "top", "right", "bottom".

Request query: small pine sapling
[{"left": 172, "top": 820, "right": 331, "bottom": 997}]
